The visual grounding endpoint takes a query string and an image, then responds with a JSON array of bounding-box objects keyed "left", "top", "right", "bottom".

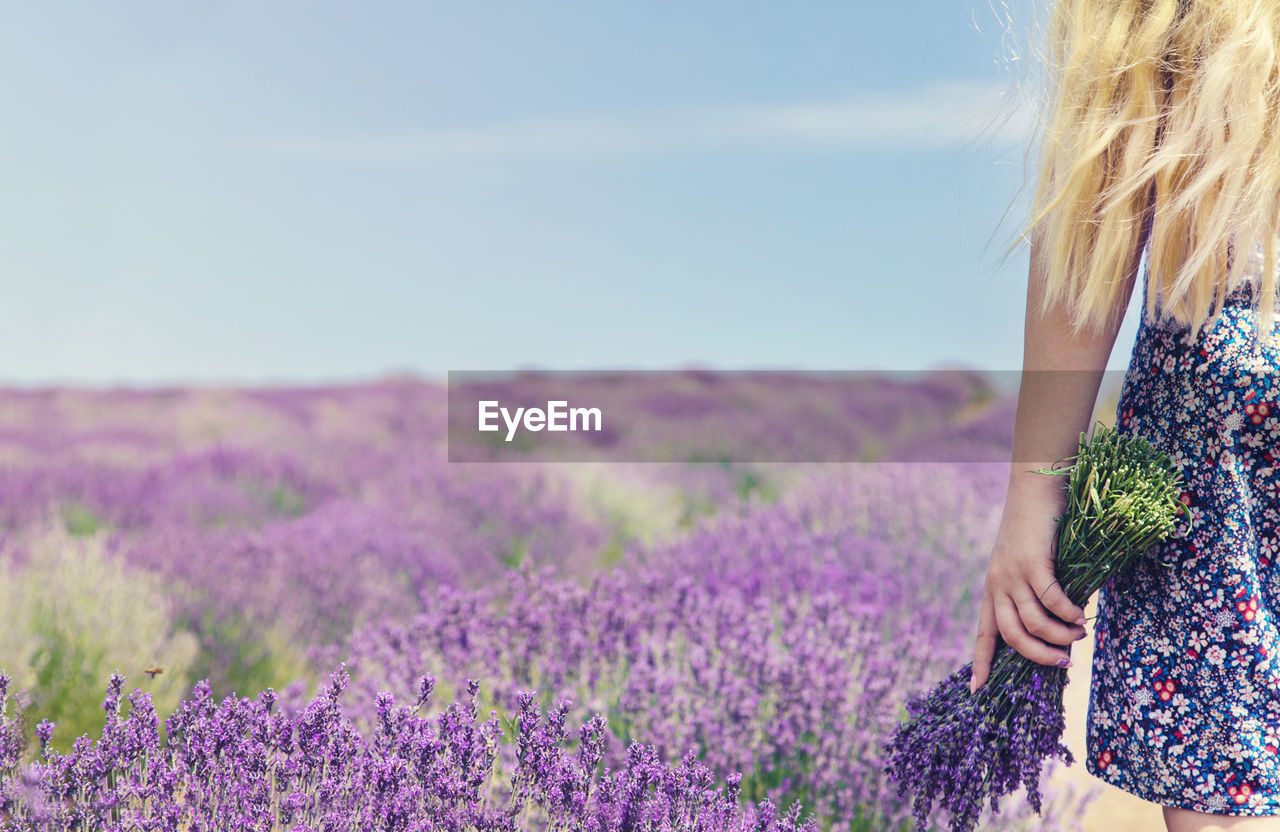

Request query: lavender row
[
  {"left": 0, "top": 378, "right": 1012, "bottom": 700},
  {"left": 334, "top": 464, "right": 1092, "bottom": 830},
  {"left": 0, "top": 668, "right": 822, "bottom": 832},
  {"left": 0, "top": 379, "right": 1085, "bottom": 829}
]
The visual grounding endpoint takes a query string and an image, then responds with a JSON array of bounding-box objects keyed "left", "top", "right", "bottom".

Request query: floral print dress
[{"left": 1087, "top": 238, "right": 1280, "bottom": 814}]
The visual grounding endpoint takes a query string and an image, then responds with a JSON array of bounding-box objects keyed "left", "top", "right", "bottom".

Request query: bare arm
[{"left": 970, "top": 209, "right": 1151, "bottom": 691}]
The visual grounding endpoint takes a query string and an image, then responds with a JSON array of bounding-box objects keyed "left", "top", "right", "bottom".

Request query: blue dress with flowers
[{"left": 1087, "top": 238, "right": 1280, "bottom": 814}]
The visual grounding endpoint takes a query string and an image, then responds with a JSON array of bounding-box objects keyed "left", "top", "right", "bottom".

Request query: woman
[{"left": 969, "top": 0, "right": 1280, "bottom": 829}]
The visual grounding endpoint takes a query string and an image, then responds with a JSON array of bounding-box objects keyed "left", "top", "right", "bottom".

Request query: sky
[{"left": 0, "top": 0, "right": 1150, "bottom": 385}]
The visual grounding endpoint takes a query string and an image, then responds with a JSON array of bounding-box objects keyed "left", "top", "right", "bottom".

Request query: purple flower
[{"left": 0, "top": 671, "right": 824, "bottom": 831}]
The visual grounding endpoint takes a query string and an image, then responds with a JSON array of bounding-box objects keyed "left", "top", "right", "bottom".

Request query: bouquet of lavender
[{"left": 883, "top": 421, "right": 1186, "bottom": 832}]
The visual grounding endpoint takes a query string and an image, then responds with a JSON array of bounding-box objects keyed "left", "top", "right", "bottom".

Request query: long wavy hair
[{"left": 1016, "top": 0, "right": 1280, "bottom": 340}]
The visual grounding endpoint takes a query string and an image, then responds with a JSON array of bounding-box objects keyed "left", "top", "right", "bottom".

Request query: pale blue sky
[{"left": 0, "top": 0, "right": 1146, "bottom": 384}]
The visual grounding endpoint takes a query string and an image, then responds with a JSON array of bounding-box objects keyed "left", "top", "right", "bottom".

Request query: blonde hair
[{"left": 1015, "top": 0, "right": 1280, "bottom": 340}]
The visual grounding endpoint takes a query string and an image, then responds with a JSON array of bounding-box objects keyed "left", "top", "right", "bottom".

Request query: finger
[
  {"left": 970, "top": 592, "right": 999, "bottom": 693},
  {"left": 1036, "top": 576, "right": 1088, "bottom": 628},
  {"left": 994, "top": 594, "right": 1072, "bottom": 668},
  {"left": 1012, "top": 584, "right": 1087, "bottom": 647}
]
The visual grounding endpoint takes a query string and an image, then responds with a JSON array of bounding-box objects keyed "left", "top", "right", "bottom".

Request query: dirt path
[
  {"left": 1038, "top": 388, "right": 1169, "bottom": 829},
  {"left": 1048, "top": 594, "right": 1167, "bottom": 831}
]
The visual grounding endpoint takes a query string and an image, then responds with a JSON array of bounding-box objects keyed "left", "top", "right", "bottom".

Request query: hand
[{"left": 970, "top": 483, "right": 1088, "bottom": 693}]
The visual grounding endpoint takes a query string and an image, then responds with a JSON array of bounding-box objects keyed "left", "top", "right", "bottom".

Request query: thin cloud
[{"left": 231, "top": 77, "right": 1037, "bottom": 163}]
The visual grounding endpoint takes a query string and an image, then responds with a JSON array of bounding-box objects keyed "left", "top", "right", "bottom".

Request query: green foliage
[
  {"left": 60, "top": 502, "right": 102, "bottom": 537},
  {"left": 555, "top": 463, "right": 687, "bottom": 547},
  {"left": 0, "top": 526, "right": 199, "bottom": 752},
  {"left": 597, "top": 538, "right": 626, "bottom": 569},
  {"left": 675, "top": 493, "right": 718, "bottom": 529},
  {"left": 858, "top": 436, "right": 885, "bottom": 463},
  {"left": 501, "top": 537, "right": 529, "bottom": 569},
  {"left": 269, "top": 484, "right": 308, "bottom": 518},
  {"left": 181, "top": 607, "right": 308, "bottom": 701},
  {"left": 734, "top": 468, "right": 781, "bottom": 503}
]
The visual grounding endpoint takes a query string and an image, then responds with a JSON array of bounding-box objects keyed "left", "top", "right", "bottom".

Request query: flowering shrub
[
  {"left": 0, "top": 669, "right": 819, "bottom": 832},
  {"left": 0, "top": 383, "right": 612, "bottom": 697},
  {"left": 0, "top": 526, "right": 199, "bottom": 750},
  {"left": 337, "top": 464, "right": 1092, "bottom": 830},
  {"left": 0, "top": 379, "right": 1011, "bottom": 701},
  {"left": 0, "top": 379, "right": 1095, "bottom": 830}
]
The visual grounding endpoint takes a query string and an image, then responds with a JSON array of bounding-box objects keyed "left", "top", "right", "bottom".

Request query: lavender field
[{"left": 0, "top": 376, "right": 1102, "bottom": 830}]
